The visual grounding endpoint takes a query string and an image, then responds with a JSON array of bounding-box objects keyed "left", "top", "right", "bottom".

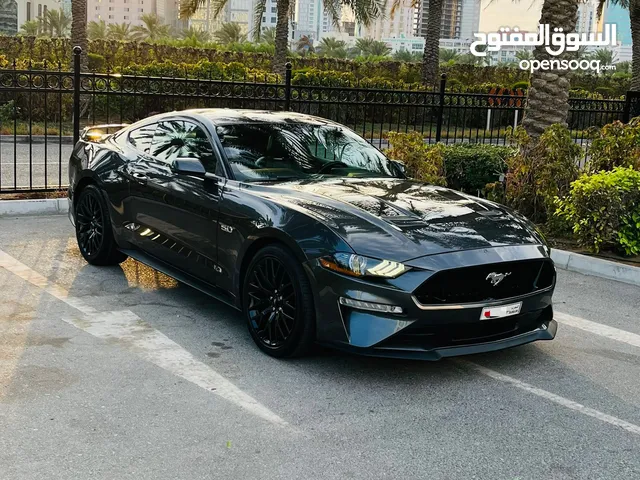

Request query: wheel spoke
[{"left": 246, "top": 255, "right": 298, "bottom": 348}]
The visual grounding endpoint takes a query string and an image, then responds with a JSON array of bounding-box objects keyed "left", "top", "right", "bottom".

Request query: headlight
[{"left": 319, "top": 253, "right": 410, "bottom": 278}]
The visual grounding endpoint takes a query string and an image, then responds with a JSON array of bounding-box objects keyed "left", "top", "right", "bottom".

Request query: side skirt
[{"left": 119, "top": 248, "right": 240, "bottom": 311}]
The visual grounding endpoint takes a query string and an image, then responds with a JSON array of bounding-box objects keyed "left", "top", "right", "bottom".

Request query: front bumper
[{"left": 307, "top": 246, "right": 556, "bottom": 360}]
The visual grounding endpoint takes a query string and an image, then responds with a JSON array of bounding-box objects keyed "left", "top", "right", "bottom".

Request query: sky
[{"left": 478, "top": 0, "right": 544, "bottom": 33}]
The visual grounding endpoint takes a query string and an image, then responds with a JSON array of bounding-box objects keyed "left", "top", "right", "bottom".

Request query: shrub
[
  {"left": 443, "top": 143, "right": 512, "bottom": 194},
  {"left": 555, "top": 167, "right": 640, "bottom": 255},
  {"left": 505, "top": 124, "right": 581, "bottom": 224},
  {"left": 586, "top": 118, "right": 640, "bottom": 173},
  {"left": 87, "top": 53, "right": 105, "bottom": 72},
  {"left": 384, "top": 131, "right": 446, "bottom": 186},
  {"left": 511, "top": 80, "right": 529, "bottom": 90}
]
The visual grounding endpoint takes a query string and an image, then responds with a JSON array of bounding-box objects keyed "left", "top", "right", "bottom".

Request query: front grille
[{"left": 414, "top": 259, "right": 555, "bottom": 305}]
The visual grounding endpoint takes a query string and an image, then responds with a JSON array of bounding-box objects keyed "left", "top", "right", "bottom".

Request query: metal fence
[{"left": 0, "top": 49, "right": 637, "bottom": 193}]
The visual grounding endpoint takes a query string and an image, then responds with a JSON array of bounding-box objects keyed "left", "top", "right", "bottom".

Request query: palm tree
[
  {"left": 617, "top": 60, "right": 632, "bottom": 74},
  {"left": 180, "top": 26, "right": 210, "bottom": 44},
  {"left": 19, "top": 20, "right": 39, "bottom": 36},
  {"left": 71, "top": 0, "right": 88, "bottom": 68},
  {"left": 87, "top": 20, "right": 108, "bottom": 40},
  {"left": 180, "top": 0, "right": 385, "bottom": 76},
  {"left": 131, "top": 13, "right": 172, "bottom": 41},
  {"left": 514, "top": 50, "right": 534, "bottom": 62},
  {"left": 213, "top": 22, "right": 246, "bottom": 44},
  {"left": 44, "top": 9, "right": 71, "bottom": 37},
  {"left": 296, "top": 34, "right": 314, "bottom": 54},
  {"left": 355, "top": 37, "right": 375, "bottom": 54},
  {"left": 589, "top": 48, "right": 619, "bottom": 71},
  {"left": 438, "top": 48, "right": 459, "bottom": 63},
  {"left": 108, "top": 22, "right": 132, "bottom": 41},
  {"left": 356, "top": 38, "right": 390, "bottom": 57},
  {"left": 260, "top": 26, "right": 276, "bottom": 45},
  {"left": 317, "top": 37, "right": 348, "bottom": 58},
  {"left": 415, "top": 0, "right": 443, "bottom": 83},
  {"left": 597, "top": 0, "right": 639, "bottom": 90},
  {"left": 393, "top": 49, "right": 421, "bottom": 61},
  {"left": 520, "top": 0, "right": 580, "bottom": 138}
]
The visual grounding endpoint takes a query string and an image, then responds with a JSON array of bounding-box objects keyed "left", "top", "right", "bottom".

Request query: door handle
[{"left": 131, "top": 172, "right": 148, "bottom": 184}]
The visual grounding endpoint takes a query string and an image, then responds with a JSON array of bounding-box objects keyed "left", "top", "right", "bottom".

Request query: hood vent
[{"left": 382, "top": 216, "right": 429, "bottom": 230}]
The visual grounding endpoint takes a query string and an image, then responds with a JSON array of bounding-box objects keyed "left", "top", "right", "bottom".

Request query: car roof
[{"left": 184, "top": 108, "right": 337, "bottom": 126}]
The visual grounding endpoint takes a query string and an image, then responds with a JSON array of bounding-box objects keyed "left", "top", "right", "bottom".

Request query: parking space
[{"left": 1, "top": 214, "right": 639, "bottom": 479}]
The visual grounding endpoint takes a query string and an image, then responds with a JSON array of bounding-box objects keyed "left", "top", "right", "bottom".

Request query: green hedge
[
  {"left": 443, "top": 143, "right": 512, "bottom": 193},
  {"left": 384, "top": 133, "right": 511, "bottom": 193},
  {"left": 556, "top": 167, "right": 640, "bottom": 255},
  {"left": 0, "top": 36, "right": 631, "bottom": 96}
]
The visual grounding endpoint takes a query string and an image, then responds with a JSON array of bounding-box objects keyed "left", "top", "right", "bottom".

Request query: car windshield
[{"left": 215, "top": 122, "right": 400, "bottom": 182}]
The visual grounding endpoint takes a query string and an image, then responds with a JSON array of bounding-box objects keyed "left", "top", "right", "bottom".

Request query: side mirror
[
  {"left": 390, "top": 159, "right": 407, "bottom": 176},
  {"left": 172, "top": 158, "right": 206, "bottom": 176}
]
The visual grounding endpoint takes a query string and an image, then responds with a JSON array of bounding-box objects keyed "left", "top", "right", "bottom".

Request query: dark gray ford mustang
[{"left": 68, "top": 109, "right": 557, "bottom": 359}]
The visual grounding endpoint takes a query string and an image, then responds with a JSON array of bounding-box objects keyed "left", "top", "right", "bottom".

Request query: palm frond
[{"left": 252, "top": 0, "right": 267, "bottom": 41}]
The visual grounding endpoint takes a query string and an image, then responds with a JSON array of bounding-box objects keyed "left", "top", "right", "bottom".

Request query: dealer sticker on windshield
[{"left": 480, "top": 302, "right": 522, "bottom": 320}]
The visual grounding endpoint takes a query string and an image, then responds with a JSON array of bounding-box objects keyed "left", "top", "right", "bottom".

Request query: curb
[
  {"left": 551, "top": 249, "right": 640, "bottom": 288},
  {"left": 0, "top": 198, "right": 68, "bottom": 217}
]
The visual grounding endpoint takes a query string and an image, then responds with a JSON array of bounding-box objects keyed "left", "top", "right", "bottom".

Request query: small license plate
[{"left": 480, "top": 302, "right": 522, "bottom": 320}]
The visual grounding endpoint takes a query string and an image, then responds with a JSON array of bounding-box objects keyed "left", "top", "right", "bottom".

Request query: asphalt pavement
[
  {"left": 0, "top": 214, "right": 639, "bottom": 479},
  {"left": 0, "top": 141, "right": 73, "bottom": 191}
]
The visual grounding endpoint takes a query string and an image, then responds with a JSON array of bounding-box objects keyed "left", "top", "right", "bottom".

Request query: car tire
[
  {"left": 75, "top": 184, "right": 128, "bottom": 266},
  {"left": 243, "top": 244, "right": 315, "bottom": 358}
]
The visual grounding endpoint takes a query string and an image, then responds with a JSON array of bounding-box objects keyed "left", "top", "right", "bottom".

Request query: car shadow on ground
[{"left": 64, "top": 256, "right": 640, "bottom": 425}]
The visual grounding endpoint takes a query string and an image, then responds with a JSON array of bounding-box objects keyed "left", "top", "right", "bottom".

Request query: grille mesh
[{"left": 414, "top": 259, "right": 555, "bottom": 305}]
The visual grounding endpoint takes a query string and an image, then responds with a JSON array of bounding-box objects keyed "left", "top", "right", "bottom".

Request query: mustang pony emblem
[{"left": 486, "top": 272, "right": 511, "bottom": 286}]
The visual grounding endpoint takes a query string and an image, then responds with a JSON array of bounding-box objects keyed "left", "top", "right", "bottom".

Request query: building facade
[
  {"left": 576, "top": 0, "right": 598, "bottom": 34},
  {"left": 16, "top": 0, "right": 61, "bottom": 30},
  {"left": 360, "top": 0, "right": 414, "bottom": 41},
  {"left": 294, "top": 0, "right": 340, "bottom": 41},
  {"left": 0, "top": 0, "right": 18, "bottom": 34},
  {"left": 602, "top": 1, "right": 631, "bottom": 45},
  {"left": 415, "top": 0, "right": 479, "bottom": 40},
  {"left": 87, "top": 0, "right": 153, "bottom": 27}
]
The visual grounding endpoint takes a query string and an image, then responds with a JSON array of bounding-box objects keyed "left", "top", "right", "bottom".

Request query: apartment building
[
  {"left": 16, "top": 0, "right": 61, "bottom": 28},
  {"left": 414, "top": 0, "right": 479, "bottom": 40}
]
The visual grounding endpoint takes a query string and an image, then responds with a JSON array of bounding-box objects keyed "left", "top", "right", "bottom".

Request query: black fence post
[
  {"left": 623, "top": 90, "right": 640, "bottom": 123},
  {"left": 435, "top": 73, "right": 447, "bottom": 143},
  {"left": 284, "top": 62, "right": 292, "bottom": 111},
  {"left": 72, "top": 46, "right": 81, "bottom": 145}
]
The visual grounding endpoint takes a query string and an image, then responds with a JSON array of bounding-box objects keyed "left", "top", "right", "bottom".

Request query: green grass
[{"left": 0, "top": 121, "right": 74, "bottom": 136}]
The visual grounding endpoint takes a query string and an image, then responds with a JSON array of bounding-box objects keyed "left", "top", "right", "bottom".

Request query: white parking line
[
  {"left": 459, "top": 360, "right": 640, "bottom": 436},
  {"left": 0, "top": 249, "right": 289, "bottom": 429},
  {"left": 555, "top": 311, "right": 640, "bottom": 349}
]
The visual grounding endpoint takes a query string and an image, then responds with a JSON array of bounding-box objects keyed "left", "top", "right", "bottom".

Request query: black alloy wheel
[
  {"left": 243, "top": 245, "right": 315, "bottom": 357},
  {"left": 75, "top": 184, "right": 128, "bottom": 266},
  {"left": 76, "top": 190, "right": 104, "bottom": 257}
]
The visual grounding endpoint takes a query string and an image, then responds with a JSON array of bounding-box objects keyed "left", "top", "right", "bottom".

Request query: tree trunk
[
  {"left": 631, "top": 3, "right": 640, "bottom": 91},
  {"left": 521, "top": 0, "right": 579, "bottom": 138},
  {"left": 71, "top": 0, "right": 88, "bottom": 70},
  {"left": 273, "top": 0, "right": 290, "bottom": 78},
  {"left": 421, "top": 0, "right": 443, "bottom": 85}
]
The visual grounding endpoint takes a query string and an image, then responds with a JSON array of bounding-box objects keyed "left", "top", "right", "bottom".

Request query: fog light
[{"left": 339, "top": 297, "right": 403, "bottom": 314}]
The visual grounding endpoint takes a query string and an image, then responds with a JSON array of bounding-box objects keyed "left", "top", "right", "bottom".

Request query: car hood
[{"left": 253, "top": 177, "right": 545, "bottom": 263}]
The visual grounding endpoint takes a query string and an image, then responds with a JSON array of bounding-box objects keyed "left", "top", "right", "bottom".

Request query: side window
[
  {"left": 128, "top": 123, "right": 157, "bottom": 153},
  {"left": 150, "top": 120, "right": 218, "bottom": 174}
]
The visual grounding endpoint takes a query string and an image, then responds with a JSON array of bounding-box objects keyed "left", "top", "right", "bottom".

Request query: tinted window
[
  {"left": 150, "top": 120, "right": 218, "bottom": 173},
  {"left": 128, "top": 123, "right": 157, "bottom": 152},
  {"left": 216, "top": 123, "right": 399, "bottom": 182}
]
